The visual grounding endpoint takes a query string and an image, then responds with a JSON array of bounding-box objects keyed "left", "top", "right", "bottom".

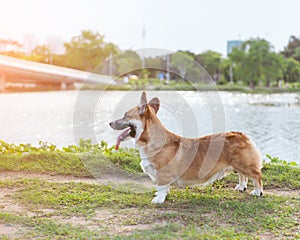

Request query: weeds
[{"left": 266, "top": 153, "right": 298, "bottom": 167}]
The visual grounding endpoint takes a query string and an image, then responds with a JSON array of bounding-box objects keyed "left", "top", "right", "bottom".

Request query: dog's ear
[
  {"left": 139, "top": 91, "right": 147, "bottom": 115},
  {"left": 149, "top": 97, "right": 160, "bottom": 114}
]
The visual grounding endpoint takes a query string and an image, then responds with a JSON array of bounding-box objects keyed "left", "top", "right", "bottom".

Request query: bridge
[{"left": 0, "top": 55, "right": 114, "bottom": 91}]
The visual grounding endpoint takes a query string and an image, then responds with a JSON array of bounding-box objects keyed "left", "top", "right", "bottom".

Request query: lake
[{"left": 0, "top": 90, "right": 299, "bottom": 163}]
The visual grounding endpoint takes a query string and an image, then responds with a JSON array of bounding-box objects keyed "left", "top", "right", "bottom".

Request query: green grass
[
  {"left": 80, "top": 78, "right": 300, "bottom": 93},
  {"left": 0, "top": 139, "right": 142, "bottom": 176},
  {"left": 0, "top": 140, "right": 299, "bottom": 239},
  {"left": 0, "top": 212, "right": 99, "bottom": 239},
  {"left": 0, "top": 178, "right": 299, "bottom": 239},
  {"left": 0, "top": 148, "right": 299, "bottom": 190},
  {"left": 0, "top": 151, "right": 89, "bottom": 176}
]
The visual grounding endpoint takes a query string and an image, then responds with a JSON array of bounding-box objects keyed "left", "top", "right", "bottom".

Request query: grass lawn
[{"left": 0, "top": 141, "right": 299, "bottom": 239}]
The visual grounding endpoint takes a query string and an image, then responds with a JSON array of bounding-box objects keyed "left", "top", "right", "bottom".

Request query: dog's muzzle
[{"left": 109, "top": 121, "right": 137, "bottom": 150}]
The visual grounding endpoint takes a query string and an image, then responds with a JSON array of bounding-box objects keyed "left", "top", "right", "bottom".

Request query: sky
[{"left": 1, "top": 0, "right": 300, "bottom": 56}]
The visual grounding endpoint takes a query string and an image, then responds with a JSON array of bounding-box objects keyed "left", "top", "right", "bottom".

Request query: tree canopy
[
  {"left": 282, "top": 35, "right": 300, "bottom": 62},
  {"left": 196, "top": 50, "right": 222, "bottom": 81},
  {"left": 170, "top": 51, "right": 194, "bottom": 80},
  {"left": 229, "top": 38, "right": 284, "bottom": 88},
  {"left": 30, "top": 45, "right": 52, "bottom": 63},
  {"left": 284, "top": 58, "right": 300, "bottom": 82},
  {"left": 114, "top": 50, "right": 142, "bottom": 76},
  {"left": 64, "top": 30, "right": 119, "bottom": 71}
]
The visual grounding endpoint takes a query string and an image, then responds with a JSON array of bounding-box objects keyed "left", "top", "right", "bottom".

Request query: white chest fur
[{"left": 139, "top": 148, "right": 157, "bottom": 182}]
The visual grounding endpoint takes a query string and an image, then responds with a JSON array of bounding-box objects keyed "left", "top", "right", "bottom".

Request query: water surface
[{"left": 0, "top": 90, "right": 299, "bottom": 163}]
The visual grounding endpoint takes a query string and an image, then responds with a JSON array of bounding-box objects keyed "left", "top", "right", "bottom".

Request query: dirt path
[
  {"left": 0, "top": 171, "right": 299, "bottom": 238},
  {"left": 0, "top": 171, "right": 299, "bottom": 197},
  {"left": 0, "top": 170, "right": 153, "bottom": 187}
]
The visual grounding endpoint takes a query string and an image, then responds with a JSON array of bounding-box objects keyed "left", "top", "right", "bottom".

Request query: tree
[
  {"left": 144, "top": 56, "right": 165, "bottom": 78},
  {"left": 284, "top": 58, "right": 300, "bottom": 82},
  {"left": 196, "top": 50, "right": 222, "bottom": 81},
  {"left": 64, "top": 30, "right": 119, "bottom": 71},
  {"left": 220, "top": 58, "right": 232, "bottom": 83},
  {"left": 229, "top": 38, "right": 283, "bottom": 88},
  {"left": 262, "top": 52, "right": 284, "bottom": 87},
  {"left": 145, "top": 56, "right": 164, "bottom": 69},
  {"left": 282, "top": 35, "right": 300, "bottom": 62},
  {"left": 115, "top": 50, "right": 142, "bottom": 76},
  {"left": 30, "top": 44, "right": 52, "bottom": 63},
  {"left": 293, "top": 47, "right": 300, "bottom": 62},
  {"left": 185, "top": 67, "right": 202, "bottom": 83},
  {"left": 171, "top": 51, "right": 194, "bottom": 80},
  {"left": 0, "top": 39, "right": 22, "bottom": 55}
]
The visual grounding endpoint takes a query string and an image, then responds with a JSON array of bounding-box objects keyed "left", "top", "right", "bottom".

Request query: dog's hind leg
[
  {"left": 250, "top": 175, "right": 263, "bottom": 196},
  {"left": 232, "top": 165, "right": 263, "bottom": 196},
  {"left": 244, "top": 168, "right": 263, "bottom": 196},
  {"left": 234, "top": 172, "right": 248, "bottom": 191}
]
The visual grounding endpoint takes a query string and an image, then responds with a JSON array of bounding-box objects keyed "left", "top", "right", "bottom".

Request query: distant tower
[
  {"left": 142, "top": 22, "right": 146, "bottom": 49},
  {"left": 142, "top": 23, "right": 146, "bottom": 68}
]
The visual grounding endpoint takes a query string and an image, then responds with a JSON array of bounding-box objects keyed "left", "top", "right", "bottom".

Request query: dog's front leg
[{"left": 152, "top": 184, "right": 169, "bottom": 204}]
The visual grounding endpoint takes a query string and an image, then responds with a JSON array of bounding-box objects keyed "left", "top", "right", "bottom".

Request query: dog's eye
[{"left": 124, "top": 113, "right": 129, "bottom": 118}]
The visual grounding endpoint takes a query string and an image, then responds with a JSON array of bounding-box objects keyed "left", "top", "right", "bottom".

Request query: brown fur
[{"left": 110, "top": 92, "right": 263, "bottom": 203}]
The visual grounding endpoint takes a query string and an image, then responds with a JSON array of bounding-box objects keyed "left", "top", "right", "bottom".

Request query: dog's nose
[{"left": 109, "top": 122, "right": 113, "bottom": 127}]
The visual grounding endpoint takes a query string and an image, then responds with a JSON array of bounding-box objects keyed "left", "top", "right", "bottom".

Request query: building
[{"left": 227, "top": 40, "right": 243, "bottom": 56}]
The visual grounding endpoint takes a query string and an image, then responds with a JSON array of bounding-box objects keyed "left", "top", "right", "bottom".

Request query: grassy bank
[
  {"left": 0, "top": 140, "right": 299, "bottom": 239},
  {"left": 81, "top": 79, "right": 300, "bottom": 94}
]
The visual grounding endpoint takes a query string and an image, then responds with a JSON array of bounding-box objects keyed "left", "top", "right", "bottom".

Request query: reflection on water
[{"left": 0, "top": 90, "right": 299, "bottom": 163}]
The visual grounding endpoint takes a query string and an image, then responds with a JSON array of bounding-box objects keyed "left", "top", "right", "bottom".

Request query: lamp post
[
  {"left": 142, "top": 23, "right": 146, "bottom": 69},
  {"left": 166, "top": 54, "right": 170, "bottom": 83}
]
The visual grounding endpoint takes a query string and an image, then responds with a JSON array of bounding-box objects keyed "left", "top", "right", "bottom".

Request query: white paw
[
  {"left": 250, "top": 190, "right": 262, "bottom": 196},
  {"left": 151, "top": 196, "right": 165, "bottom": 204},
  {"left": 235, "top": 184, "right": 247, "bottom": 191},
  {"left": 152, "top": 184, "right": 169, "bottom": 204}
]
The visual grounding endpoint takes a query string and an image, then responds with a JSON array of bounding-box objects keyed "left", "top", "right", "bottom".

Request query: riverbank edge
[
  {"left": 80, "top": 82, "right": 300, "bottom": 94},
  {"left": 1, "top": 83, "right": 300, "bottom": 94}
]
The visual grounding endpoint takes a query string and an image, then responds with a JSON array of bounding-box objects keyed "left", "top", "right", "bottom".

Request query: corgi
[{"left": 109, "top": 92, "right": 263, "bottom": 204}]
